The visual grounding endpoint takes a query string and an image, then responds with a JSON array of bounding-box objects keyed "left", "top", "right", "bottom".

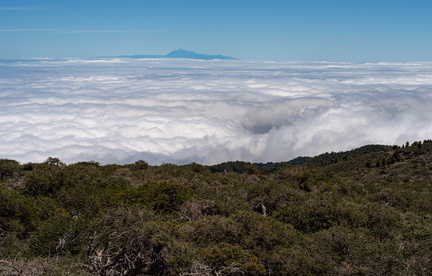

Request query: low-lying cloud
[{"left": 1, "top": 59, "right": 432, "bottom": 165}]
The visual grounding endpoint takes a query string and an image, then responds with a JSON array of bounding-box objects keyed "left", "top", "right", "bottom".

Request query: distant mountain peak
[
  {"left": 165, "top": 49, "right": 238, "bottom": 60},
  {"left": 169, "top": 48, "right": 190, "bottom": 54},
  {"left": 101, "top": 49, "right": 238, "bottom": 60},
  {"left": 165, "top": 49, "right": 198, "bottom": 58}
]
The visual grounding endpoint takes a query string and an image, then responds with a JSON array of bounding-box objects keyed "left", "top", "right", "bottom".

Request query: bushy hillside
[{"left": 1, "top": 141, "right": 432, "bottom": 275}]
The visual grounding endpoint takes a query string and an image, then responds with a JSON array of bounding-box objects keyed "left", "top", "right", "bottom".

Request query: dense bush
[{"left": 2, "top": 141, "right": 432, "bottom": 275}]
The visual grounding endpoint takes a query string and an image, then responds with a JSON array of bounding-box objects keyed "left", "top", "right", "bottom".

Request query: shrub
[
  {"left": 84, "top": 207, "right": 195, "bottom": 276},
  {"left": 0, "top": 159, "right": 21, "bottom": 182},
  {"left": 29, "top": 215, "right": 86, "bottom": 257},
  {"left": 129, "top": 181, "right": 195, "bottom": 212},
  {"left": 0, "top": 187, "right": 39, "bottom": 239},
  {"left": 24, "top": 161, "right": 66, "bottom": 197},
  {"left": 200, "top": 243, "right": 266, "bottom": 275}
]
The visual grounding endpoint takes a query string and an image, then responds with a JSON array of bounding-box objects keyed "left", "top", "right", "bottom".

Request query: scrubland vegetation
[{"left": 1, "top": 141, "right": 432, "bottom": 275}]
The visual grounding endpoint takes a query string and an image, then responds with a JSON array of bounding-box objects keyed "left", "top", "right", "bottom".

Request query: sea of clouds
[{"left": 1, "top": 58, "right": 432, "bottom": 165}]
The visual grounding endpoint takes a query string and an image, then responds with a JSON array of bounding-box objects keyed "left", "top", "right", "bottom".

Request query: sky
[
  {"left": 1, "top": 59, "right": 432, "bottom": 165},
  {"left": 1, "top": 0, "right": 432, "bottom": 61}
]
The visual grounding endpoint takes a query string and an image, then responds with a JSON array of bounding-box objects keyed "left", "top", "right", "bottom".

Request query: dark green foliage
[
  {"left": 84, "top": 206, "right": 198, "bottom": 276},
  {"left": 0, "top": 159, "right": 21, "bottom": 182},
  {"left": 29, "top": 215, "right": 86, "bottom": 257},
  {"left": 207, "top": 161, "right": 255, "bottom": 173},
  {"left": 24, "top": 158, "right": 67, "bottom": 197},
  {"left": 0, "top": 188, "right": 39, "bottom": 256},
  {"left": 129, "top": 181, "right": 195, "bottom": 211},
  {"left": 183, "top": 162, "right": 210, "bottom": 174},
  {"left": 289, "top": 144, "right": 393, "bottom": 166},
  {"left": 2, "top": 140, "right": 432, "bottom": 274},
  {"left": 208, "top": 160, "right": 288, "bottom": 174},
  {"left": 133, "top": 160, "right": 149, "bottom": 170},
  {"left": 200, "top": 244, "right": 266, "bottom": 275}
]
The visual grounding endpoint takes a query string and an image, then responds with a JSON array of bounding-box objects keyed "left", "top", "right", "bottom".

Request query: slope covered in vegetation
[{"left": 1, "top": 141, "right": 432, "bottom": 275}]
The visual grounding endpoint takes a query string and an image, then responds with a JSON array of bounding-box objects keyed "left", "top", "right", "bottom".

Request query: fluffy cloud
[{"left": 1, "top": 59, "right": 432, "bottom": 165}]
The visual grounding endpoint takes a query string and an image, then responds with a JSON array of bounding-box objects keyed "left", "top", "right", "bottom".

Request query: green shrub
[
  {"left": 273, "top": 197, "right": 344, "bottom": 233},
  {"left": 29, "top": 215, "right": 86, "bottom": 257},
  {"left": 24, "top": 160, "right": 67, "bottom": 197},
  {"left": 200, "top": 243, "right": 266, "bottom": 275},
  {"left": 129, "top": 181, "right": 195, "bottom": 212},
  {"left": 0, "top": 159, "right": 21, "bottom": 182},
  {"left": 84, "top": 207, "right": 194, "bottom": 276},
  {"left": 0, "top": 187, "right": 39, "bottom": 238},
  {"left": 188, "top": 215, "right": 242, "bottom": 245}
]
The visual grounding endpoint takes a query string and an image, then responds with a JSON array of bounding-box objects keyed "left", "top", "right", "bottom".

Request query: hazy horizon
[{"left": 1, "top": 0, "right": 432, "bottom": 62}]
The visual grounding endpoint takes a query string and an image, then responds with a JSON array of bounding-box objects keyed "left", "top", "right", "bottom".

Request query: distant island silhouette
[{"left": 100, "top": 49, "right": 239, "bottom": 60}]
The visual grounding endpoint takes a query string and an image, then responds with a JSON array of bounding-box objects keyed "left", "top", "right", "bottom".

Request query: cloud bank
[{"left": 1, "top": 59, "right": 432, "bottom": 165}]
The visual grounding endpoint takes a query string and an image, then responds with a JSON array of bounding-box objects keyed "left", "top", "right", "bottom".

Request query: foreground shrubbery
[{"left": 1, "top": 141, "right": 432, "bottom": 275}]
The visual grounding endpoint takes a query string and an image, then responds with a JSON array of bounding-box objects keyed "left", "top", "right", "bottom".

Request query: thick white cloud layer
[{"left": 1, "top": 59, "right": 432, "bottom": 165}]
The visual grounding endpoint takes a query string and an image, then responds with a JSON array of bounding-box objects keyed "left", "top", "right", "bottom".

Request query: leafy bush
[
  {"left": 84, "top": 207, "right": 195, "bottom": 276},
  {"left": 129, "top": 181, "right": 195, "bottom": 212},
  {"left": 0, "top": 187, "right": 39, "bottom": 241},
  {"left": 200, "top": 243, "right": 266, "bottom": 275},
  {"left": 0, "top": 159, "right": 21, "bottom": 182},
  {"left": 29, "top": 215, "right": 86, "bottom": 257},
  {"left": 24, "top": 160, "right": 67, "bottom": 197},
  {"left": 2, "top": 140, "right": 432, "bottom": 274}
]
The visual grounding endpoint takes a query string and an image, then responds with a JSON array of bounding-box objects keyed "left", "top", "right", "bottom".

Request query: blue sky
[{"left": 1, "top": 0, "right": 431, "bottom": 61}]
